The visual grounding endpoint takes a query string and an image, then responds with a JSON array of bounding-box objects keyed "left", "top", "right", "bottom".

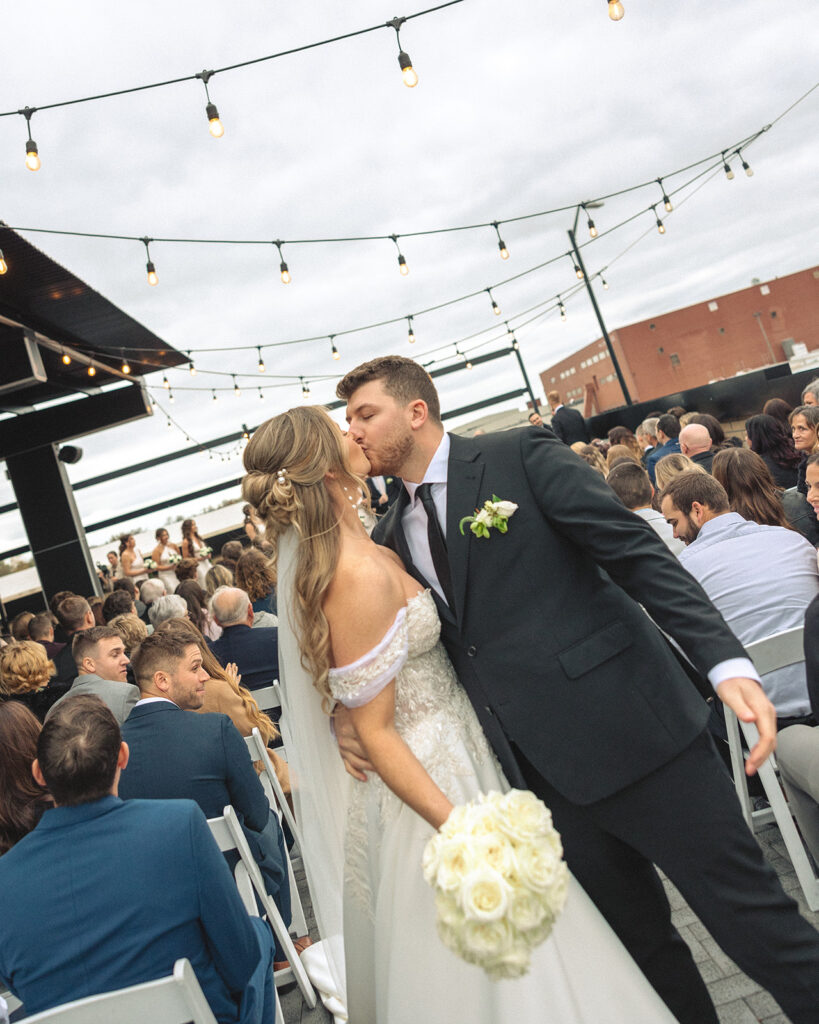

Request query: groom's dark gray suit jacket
[{"left": 373, "top": 427, "right": 746, "bottom": 805}]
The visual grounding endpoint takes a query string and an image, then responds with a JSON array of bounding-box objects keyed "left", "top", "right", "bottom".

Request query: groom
[{"left": 335, "top": 356, "right": 819, "bottom": 1024}]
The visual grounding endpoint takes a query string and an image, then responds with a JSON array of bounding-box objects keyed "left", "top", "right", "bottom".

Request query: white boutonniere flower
[{"left": 459, "top": 495, "right": 518, "bottom": 539}]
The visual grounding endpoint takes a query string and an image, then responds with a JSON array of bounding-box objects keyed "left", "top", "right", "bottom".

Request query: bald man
[{"left": 679, "top": 423, "right": 714, "bottom": 473}]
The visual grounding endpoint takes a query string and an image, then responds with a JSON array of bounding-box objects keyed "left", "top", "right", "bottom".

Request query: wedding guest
[
  {"left": 605, "top": 444, "right": 640, "bottom": 471},
  {"left": 148, "top": 594, "right": 188, "bottom": 630},
  {"left": 790, "top": 404, "right": 819, "bottom": 495},
  {"left": 660, "top": 472, "right": 818, "bottom": 726},
  {"left": 745, "top": 414, "right": 801, "bottom": 488},
  {"left": 46, "top": 626, "right": 137, "bottom": 725},
  {"left": 243, "top": 504, "right": 267, "bottom": 545},
  {"left": 174, "top": 580, "right": 209, "bottom": 635},
  {"left": 102, "top": 588, "right": 136, "bottom": 623},
  {"left": 89, "top": 596, "right": 106, "bottom": 627},
  {"left": 28, "top": 612, "right": 63, "bottom": 661},
  {"left": 175, "top": 556, "right": 199, "bottom": 584},
  {"left": 52, "top": 596, "right": 96, "bottom": 684},
  {"left": 108, "top": 613, "right": 148, "bottom": 656},
  {"left": 547, "top": 390, "right": 589, "bottom": 445},
  {"left": 0, "top": 702, "right": 52, "bottom": 854},
  {"left": 235, "top": 549, "right": 278, "bottom": 620},
  {"left": 712, "top": 448, "right": 793, "bottom": 530},
  {"left": 763, "top": 397, "right": 794, "bottom": 428},
  {"left": 607, "top": 426, "right": 644, "bottom": 463},
  {"left": 646, "top": 414, "right": 682, "bottom": 483},
  {"left": 119, "top": 534, "right": 149, "bottom": 584},
  {"left": 527, "top": 411, "right": 544, "bottom": 427},
  {"left": 689, "top": 412, "right": 728, "bottom": 449},
  {"left": 208, "top": 588, "right": 278, "bottom": 691},
  {"left": 181, "top": 518, "right": 212, "bottom": 586},
  {"left": 112, "top": 577, "right": 147, "bottom": 621},
  {"left": 0, "top": 695, "right": 277, "bottom": 1023},
  {"left": 48, "top": 590, "right": 74, "bottom": 645},
  {"left": 654, "top": 452, "right": 707, "bottom": 492},
  {"left": 0, "top": 641, "right": 65, "bottom": 722},
  {"left": 637, "top": 417, "right": 659, "bottom": 462},
  {"left": 206, "top": 563, "right": 234, "bottom": 597},
  {"left": 152, "top": 527, "right": 181, "bottom": 593},
  {"left": 139, "top": 579, "right": 166, "bottom": 624},
  {"left": 105, "top": 550, "right": 120, "bottom": 578},
  {"left": 574, "top": 443, "right": 607, "bottom": 477},
  {"left": 10, "top": 611, "right": 35, "bottom": 641},
  {"left": 801, "top": 379, "right": 819, "bottom": 406},
  {"left": 606, "top": 462, "right": 684, "bottom": 555},
  {"left": 679, "top": 423, "right": 715, "bottom": 473},
  {"left": 219, "top": 541, "right": 245, "bottom": 578}
]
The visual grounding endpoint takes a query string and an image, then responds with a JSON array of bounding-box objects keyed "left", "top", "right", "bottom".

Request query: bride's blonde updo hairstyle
[{"left": 242, "top": 406, "right": 370, "bottom": 710}]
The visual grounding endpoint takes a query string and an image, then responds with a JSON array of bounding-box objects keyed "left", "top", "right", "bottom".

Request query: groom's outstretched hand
[
  {"left": 334, "top": 704, "right": 375, "bottom": 781},
  {"left": 715, "top": 677, "right": 778, "bottom": 775}
]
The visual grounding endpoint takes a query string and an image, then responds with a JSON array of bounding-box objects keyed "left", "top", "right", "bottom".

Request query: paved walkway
[{"left": 280, "top": 819, "right": 817, "bottom": 1023}]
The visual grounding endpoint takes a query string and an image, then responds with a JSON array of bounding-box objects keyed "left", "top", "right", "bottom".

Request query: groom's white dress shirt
[{"left": 401, "top": 432, "right": 450, "bottom": 605}]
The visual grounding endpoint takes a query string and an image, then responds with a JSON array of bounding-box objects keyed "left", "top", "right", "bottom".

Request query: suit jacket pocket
[{"left": 557, "top": 621, "right": 633, "bottom": 679}]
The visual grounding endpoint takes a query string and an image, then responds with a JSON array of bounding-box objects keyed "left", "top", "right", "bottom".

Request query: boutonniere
[
  {"left": 459, "top": 495, "right": 518, "bottom": 539},
  {"left": 386, "top": 477, "right": 394, "bottom": 484}
]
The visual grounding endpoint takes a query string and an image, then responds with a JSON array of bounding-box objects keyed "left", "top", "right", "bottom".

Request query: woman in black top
[{"left": 745, "top": 414, "right": 801, "bottom": 489}]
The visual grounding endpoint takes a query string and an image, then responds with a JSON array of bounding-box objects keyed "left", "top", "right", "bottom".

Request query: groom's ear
[{"left": 408, "top": 399, "right": 429, "bottom": 431}]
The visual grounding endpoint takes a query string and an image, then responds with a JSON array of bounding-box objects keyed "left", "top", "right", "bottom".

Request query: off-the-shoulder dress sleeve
[{"left": 328, "top": 607, "right": 409, "bottom": 708}]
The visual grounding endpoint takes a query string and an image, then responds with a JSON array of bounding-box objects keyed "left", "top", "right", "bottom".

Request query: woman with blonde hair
[
  {"left": 574, "top": 443, "right": 608, "bottom": 477},
  {"left": 241, "top": 405, "right": 675, "bottom": 1024},
  {"left": 653, "top": 452, "right": 707, "bottom": 492},
  {"left": 0, "top": 641, "right": 64, "bottom": 722},
  {"left": 606, "top": 444, "right": 640, "bottom": 470},
  {"left": 108, "top": 613, "right": 148, "bottom": 656}
]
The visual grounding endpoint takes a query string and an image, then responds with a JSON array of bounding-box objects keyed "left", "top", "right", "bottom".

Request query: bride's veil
[{"left": 276, "top": 526, "right": 350, "bottom": 1012}]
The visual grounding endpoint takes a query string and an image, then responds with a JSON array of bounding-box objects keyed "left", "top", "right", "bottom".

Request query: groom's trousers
[{"left": 517, "top": 730, "right": 819, "bottom": 1024}]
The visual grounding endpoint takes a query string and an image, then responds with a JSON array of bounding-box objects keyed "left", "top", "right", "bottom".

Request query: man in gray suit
[{"left": 46, "top": 626, "right": 139, "bottom": 724}]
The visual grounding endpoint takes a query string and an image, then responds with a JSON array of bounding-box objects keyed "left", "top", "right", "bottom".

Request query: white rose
[
  {"left": 461, "top": 917, "right": 514, "bottom": 958},
  {"left": 422, "top": 833, "right": 442, "bottom": 884},
  {"left": 475, "top": 508, "right": 493, "bottom": 527},
  {"left": 493, "top": 500, "right": 518, "bottom": 518},
  {"left": 435, "top": 838, "right": 476, "bottom": 891},
  {"left": 515, "top": 842, "right": 563, "bottom": 893},
  {"left": 507, "top": 890, "right": 549, "bottom": 931},
  {"left": 459, "top": 865, "right": 509, "bottom": 922},
  {"left": 484, "top": 942, "right": 532, "bottom": 981},
  {"left": 472, "top": 833, "right": 515, "bottom": 878},
  {"left": 499, "top": 790, "right": 556, "bottom": 841}
]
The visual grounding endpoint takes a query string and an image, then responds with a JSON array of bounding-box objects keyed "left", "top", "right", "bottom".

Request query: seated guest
[
  {"left": 46, "top": 626, "right": 138, "bottom": 725},
  {"left": 745, "top": 414, "right": 801, "bottom": 489},
  {"left": 678, "top": 423, "right": 715, "bottom": 473},
  {"left": 0, "top": 701, "right": 52, "bottom": 854},
  {"left": 51, "top": 595, "right": 97, "bottom": 684},
  {"left": 606, "top": 462, "right": 684, "bottom": 555},
  {"left": 802, "top": 379, "right": 819, "bottom": 406},
  {"left": 120, "top": 633, "right": 294, "bottom": 960},
  {"left": 0, "top": 696, "right": 275, "bottom": 1023},
  {"left": 636, "top": 417, "right": 659, "bottom": 464},
  {"left": 149, "top": 593, "right": 188, "bottom": 629},
  {"left": 654, "top": 452, "right": 707, "bottom": 492},
  {"left": 28, "top": 611, "right": 64, "bottom": 661},
  {"left": 605, "top": 444, "right": 640, "bottom": 471},
  {"left": 102, "top": 588, "right": 137, "bottom": 623},
  {"left": 789, "top": 404, "right": 819, "bottom": 495},
  {"left": 10, "top": 611, "right": 35, "bottom": 641},
  {"left": 689, "top": 412, "right": 729, "bottom": 449},
  {"left": 206, "top": 563, "right": 235, "bottom": 597},
  {"left": 645, "top": 413, "right": 682, "bottom": 484},
  {"left": 762, "top": 397, "right": 794, "bottom": 429},
  {"left": 660, "top": 472, "right": 818, "bottom": 726},
  {"left": 175, "top": 579, "right": 210, "bottom": 635},
  {"left": 712, "top": 448, "right": 792, "bottom": 529},
  {"left": 89, "top": 596, "right": 106, "bottom": 627},
  {"left": 175, "top": 556, "right": 199, "bottom": 584},
  {"left": 140, "top": 577, "right": 167, "bottom": 615},
  {"left": 0, "top": 641, "right": 66, "bottom": 721},
  {"left": 208, "top": 588, "right": 279, "bottom": 691},
  {"left": 109, "top": 613, "right": 148, "bottom": 656},
  {"left": 48, "top": 589, "right": 75, "bottom": 645},
  {"left": 219, "top": 540, "right": 245, "bottom": 578},
  {"left": 607, "top": 426, "right": 644, "bottom": 463},
  {"left": 113, "top": 577, "right": 148, "bottom": 621},
  {"left": 235, "top": 549, "right": 278, "bottom": 622},
  {"left": 573, "top": 443, "right": 607, "bottom": 477}
]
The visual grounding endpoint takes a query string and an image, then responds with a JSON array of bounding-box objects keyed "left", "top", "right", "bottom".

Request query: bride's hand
[{"left": 334, "top": 704, "right": 374, "bottom": 782}]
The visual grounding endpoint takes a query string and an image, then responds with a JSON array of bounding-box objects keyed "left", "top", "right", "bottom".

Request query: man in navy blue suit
[
  {"left": 119, "top": 631, "right": 292, "bottom": 962},
  {"left": 0, "top": 695, "right": 275, "bottom": 1024},
  {"left": 208, "top": 587, "right": 278, "bottom": 691}
]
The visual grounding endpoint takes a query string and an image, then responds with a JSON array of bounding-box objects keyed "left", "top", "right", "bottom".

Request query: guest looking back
[
  {"left": 0, "top": 695, "right": 276, "bottom": 1023},
  {"left": 712, "top": 447, "right": 792, "bottom": 530},
  {"left": 789, "top": 404, "right": 819, "bottom": 495},
  {"left": 46, "top": 626, "right": 138, "bottom": 725},
  {"left": 745, "top": 414, "right": 801, "bottom": 489},
  {"left": 0, "top": 642, "right": 63, "bottom": 722},
  {"left": 51, "top": 595, "right": 96, "bottom": 684},
  {"left": 0, "top": 701, "right": 52, "bottom": 854}
]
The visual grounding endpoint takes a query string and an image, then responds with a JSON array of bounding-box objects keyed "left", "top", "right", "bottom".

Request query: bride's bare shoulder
[{"left": 324, "top": 549, "right": 406, "bottom": 664}]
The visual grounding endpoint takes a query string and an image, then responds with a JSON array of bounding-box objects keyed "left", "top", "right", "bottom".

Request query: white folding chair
[
  {"left": 252, "top": 682, "right": 281, "bottom": 713},
  {"left": 16, "top": 958, "right": 216, "bottom": 1024},
  {"left": 208, "top": 806, "right": 316, "bottom": 1009},
  {"left": 728, "top": 626, "right": 819, "bottom": 911},
  {"left": 245, "top": 729, "right": 308, "bottom": 937}
]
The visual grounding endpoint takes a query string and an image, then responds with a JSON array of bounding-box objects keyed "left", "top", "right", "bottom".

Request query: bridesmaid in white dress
[
  {"left": 181, "top": 518, "right": 212, "bottom": 587},
  {"left": 118, "top": 534, "right": 148, "bottom": 586},
  {"left": 242, "top": 408, "right": 676, "bottom": 1024},
  {"left": 151, "top": 527, "right": 181, "bottom": 592}
]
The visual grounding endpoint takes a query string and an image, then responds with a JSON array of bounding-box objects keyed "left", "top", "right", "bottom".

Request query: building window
[
  {"left": 771, "top": 311, "right": 778, "bottom": 318},
  {"left": 719, "top": 328, "right": 726, "bottom": 334},
  {"left": 649, "top": 323, "right": 656, "bottom": 330},
  {"left": 708, "top": 301, "right": 718, "bottom": 312},
  {"left": 670, "top": 353, "right": 681, "bottom": 367},
  {"left": 760, "top": 284, "right": 770, "bottom": 295}
]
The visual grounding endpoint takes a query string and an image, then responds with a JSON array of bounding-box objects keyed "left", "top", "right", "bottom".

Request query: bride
[{"left": 242, "top": 407, "right": 674, "bottom": 1024}]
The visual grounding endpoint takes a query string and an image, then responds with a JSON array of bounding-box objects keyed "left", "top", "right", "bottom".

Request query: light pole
[
  {"left": 752, "top": 312, "right": 776, "bottom": 365},
  {"left": 568, "top": 203, "right": 633, "bottom": 406}
]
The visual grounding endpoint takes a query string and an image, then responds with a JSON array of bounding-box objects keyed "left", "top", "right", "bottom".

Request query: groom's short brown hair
[{"left": 336, "top": 356, "right": 441, "bottom": 424}]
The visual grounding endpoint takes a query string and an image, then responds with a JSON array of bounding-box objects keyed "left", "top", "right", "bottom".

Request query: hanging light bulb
[
  {"left": 258, "top": 387, "right": 264, "bottom": 401},
  {"left": 601, "top": 276, "right": 609, "bottom": 290},
  {"left": 722, "top": 153, "right": 735, "bottom": 180},
  {"left": 162, "top": 375, "right": 170, "bottom": 389},
  {"left": 582, "top": 206, "right": 598, "bottom": 238},
  {"left": 141, "top": 237, "right": 158, "bottom": 286},
  {"left": 257, "top": 347, "right": 265, "bottom": 373},
  {"left": 241, "top": 423, "right": 250, "bottom": 440},
  {"left": 274, "top": 241, "right": 291, "bottom": 284},
  {"left": 212, "top": 389, "right": 218, "bottom": 402},
  {"left": 492, "top": 221, "right": 509, "bottom": 260},
  {"left": 233, "top": 375, "right": 241, "bottom": 397},
  {"left": 657, "top": 178, "right": 673, "bottom": 212},
  {"left": 168, "top": 388, "right": 175, "bottom": 403},
  {"left": 559, "top": 299, "right": 567, "bottom": 322},
  {"left": 21, "top": 108, "right": 40, "bottom": 171},
  {"left": 301, "top": 377, "right": 310, "bottom": 400},
  {"left": 391, "top": 235, "right": 409, "bottom": 276},
  {"left": 330, "top": 336, "right": 340, "bottom": 360},
  {"left": 407, "top": 316, "right": 415, "bottom": 344},
  {"left": 87, "top": 365, "right": 96, "bottom": 377},
  {"left": 465, "top": 355, "right": 473, "bottom": 369},
  {"left": 150, "top": 394, "right": 156, "bottom": 408},
  {"left": 189, "top": 359, "right": 196, "bottom": 376},
  {"left": 654, "top": 208, "right": 666, "bottom": 235},
  {"left": 61, "top": 351, "right": 71, "bottom": 365},
  {"left": 740, "top": 155, "right": 754, "bottom": 177},
  {"left": 167, "top": 418, "right": 173, "bottom": 429},
  {"left": 608, "top": 0, "right": 625, "bottom": 20},
  {"left": 0, "top": 249, "right": 7, "bottom": 275},
  {"left": 573, "top": 262, "right": 583, "bottom": 280},
  {"left": 486, "top": 288, "right": 501, "bottom": 316},
  {"left": 121, "top": 359, "right": 131, "bottom": 375},
  {"left": 196, "top": 71, "right": 224, "bottom": 137},
  {"left": 387, "top": 17, "right": 418, "bottom": 87}
]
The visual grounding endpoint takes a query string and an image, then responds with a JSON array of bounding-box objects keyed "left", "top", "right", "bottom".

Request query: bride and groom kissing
[{"left": 242, "top": 355, "right": 819, "bottom": 1024}]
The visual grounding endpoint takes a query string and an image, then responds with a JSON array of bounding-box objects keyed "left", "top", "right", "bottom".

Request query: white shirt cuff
[{"left": 708, "top": 657, "right": 761, "bottom": 689}]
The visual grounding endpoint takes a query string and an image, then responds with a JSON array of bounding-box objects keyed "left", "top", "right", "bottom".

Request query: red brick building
[{"left": 539, "top": 264, "right": 819, "bottom": 414}]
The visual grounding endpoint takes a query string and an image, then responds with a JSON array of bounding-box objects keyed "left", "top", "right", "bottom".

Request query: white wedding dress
[{"left": 275, "top": 534, "right": 674, "bottom": 1024}]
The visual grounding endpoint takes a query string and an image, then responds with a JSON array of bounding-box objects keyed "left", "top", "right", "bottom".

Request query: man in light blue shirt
[{"left": 661, "top": 471, "right": 818, "bottom": 723}]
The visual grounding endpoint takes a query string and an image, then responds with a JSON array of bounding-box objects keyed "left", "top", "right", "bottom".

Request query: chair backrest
[
  {"left": 251, "top": 683, "right": 281, "bottom": 712},
  {"left": 206, "top": 815, "right": 257, "bottom": 915},
  {"left": 743, "top": 625, "right": 805, "bottom": 676},
  {"left": 18, "top": 959, "right": 216, "bottom": 1024}
]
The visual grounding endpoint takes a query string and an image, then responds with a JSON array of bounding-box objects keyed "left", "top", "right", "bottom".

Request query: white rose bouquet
[
  {"left": 199, "top": 546, "right": 213, "bottom": 559},
  {"left": 422, "top": 790, "right": 568, "bottom": 980},
  {"left": 167, "top": 552, "right": 181, "bottom": 565}
]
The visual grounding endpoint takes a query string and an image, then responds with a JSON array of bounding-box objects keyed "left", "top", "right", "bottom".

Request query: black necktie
[{"left": 416, "top": 482, "right": 455, "bottom": 609}]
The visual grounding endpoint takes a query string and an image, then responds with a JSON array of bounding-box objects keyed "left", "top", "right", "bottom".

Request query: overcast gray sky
[{"left": 1, "top": 0, "right": 817, "bottom": 552}]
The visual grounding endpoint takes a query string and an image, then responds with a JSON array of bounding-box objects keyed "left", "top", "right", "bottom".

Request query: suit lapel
[{"left": 446, "top": 434, "right": 485, "bottom": 624}]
